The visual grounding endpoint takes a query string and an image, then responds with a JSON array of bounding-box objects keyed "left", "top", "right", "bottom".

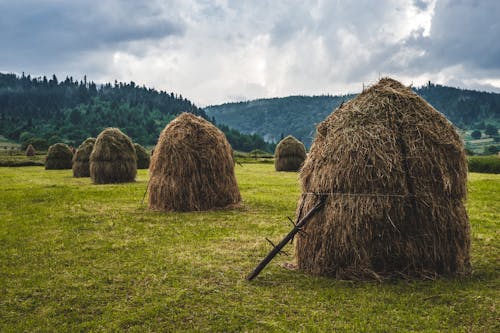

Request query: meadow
[{"left": 0, "top": 164, "right": 498, "bottom": 332}]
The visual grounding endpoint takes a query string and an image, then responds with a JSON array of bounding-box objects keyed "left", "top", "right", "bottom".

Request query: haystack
[
  {"left": 148, "top": 112, "right": 241, "bottom": 211},
  {"left": 25, "top": 144, "right": 36, "bottom": 157},
  {"left": 274, "top": 135, "right": 307, "bottom": 171},
  {"left": 72, "top": 137, "right": 96, "bottom": 177},
  {"left": 294, "top": 78, "right": 470, "bottom": 280},
  {"left": 45, "top": 143, "right": 73, "bottom": 169},
  {"left": 90, "top": 128, "right": 136, "bottom": 184},
  {"left": 134, "top": 143, "right": 150, "bottom": 169}
]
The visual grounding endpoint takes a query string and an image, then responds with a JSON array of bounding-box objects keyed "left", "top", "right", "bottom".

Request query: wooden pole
[{"left": 246, "top": 195, "right": 327, "bottom": 281}]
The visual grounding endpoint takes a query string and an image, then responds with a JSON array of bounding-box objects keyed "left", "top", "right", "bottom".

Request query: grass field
[{"left": 0, "top": 164, "right": 498, "bottom": 332}]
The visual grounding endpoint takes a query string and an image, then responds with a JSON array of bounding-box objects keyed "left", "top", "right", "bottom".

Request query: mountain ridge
[{"left": 205, "top": 82, "right": 500, "bottom": 148}]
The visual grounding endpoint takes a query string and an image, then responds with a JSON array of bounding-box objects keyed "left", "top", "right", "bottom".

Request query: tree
[
  {"left": 21, "top": 137, "right": 48, "bottom": 151},
  {"left": 48, "top": 135, "right": 62, "bottom": 145},
  {"left": 484, "top": 145, "right": 499, "bottom": 155},
  {"left": 484, "top": 124, "right": 498, "bottom": 137},
  {"left": 69, "top": 109, "right": 82, "bottom": 124},
  {"left": 470, "top": 130, "right": 482, "bottom": 139}
]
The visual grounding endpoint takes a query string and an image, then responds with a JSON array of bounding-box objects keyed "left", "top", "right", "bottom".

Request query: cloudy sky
[{"left": 1, "top": 0, "right": 499, "bottom": 106}]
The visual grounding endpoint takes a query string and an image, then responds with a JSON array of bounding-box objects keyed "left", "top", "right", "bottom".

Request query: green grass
[{"left": 0, "top": 164, "right": 498, "bottom": 332}]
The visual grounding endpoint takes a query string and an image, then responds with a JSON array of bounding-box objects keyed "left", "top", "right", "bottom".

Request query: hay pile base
[
  {"left": 72, "top": 138, "right": 96, "bottom": 177},
  {"left": 295, "top": 78, "right": 470, "bottom": 280},
  {"left": 45, "top": 143, "right": 73, "bottom": 169},
  {"left": 148, "top": 112, "right": 241, "bottom": 211},
  {"left": 90, "top": 128, "right": 136, "bottom": 184},
  {"left": 134, "top": 143, "right": 150, "bottom": 169},
  {"left": 274, "top": 135, "right": 307, "bottom": 171}
]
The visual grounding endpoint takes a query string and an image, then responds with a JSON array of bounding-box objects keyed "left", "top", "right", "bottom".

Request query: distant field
[
  {"left": 0, "top": 165, "right": 498, "bottom": 331},
  {"left": 0, "top": 135, "right": 20, "bottom": 150}
]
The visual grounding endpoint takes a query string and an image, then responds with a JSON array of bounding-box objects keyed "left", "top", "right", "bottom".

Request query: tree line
[{"left": 0, "top": 73, "right": 275, "bottom": 152}]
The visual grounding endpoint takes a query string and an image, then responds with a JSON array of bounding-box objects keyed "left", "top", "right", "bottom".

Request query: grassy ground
[{"left": 0, "top": 164, "right": 498, "bottom": 332}]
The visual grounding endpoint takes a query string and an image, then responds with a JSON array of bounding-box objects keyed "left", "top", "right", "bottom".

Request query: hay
[
  {"left": 25, "top": 144, "right": 36, "bottom": 157},
  {"left": 72, "top": 138, "right": 96, "bottom": 177},
  {"left": 274, "top": 135, "right": 307, "bottom": 171},
  {"left": 148, "top": 112, "right": 241, "bottom": 211},
  {"left": 295, "top": 78, "right": 470, "bottom": 280},
  {"left": 134, "top": 143, "right": 150, "bottom": 169},
  {"left": 45, "top": 143, "right": 73, "bottom": 169},
  {"left": 90, "top": 128, "right": 136, "bottom": 184}
]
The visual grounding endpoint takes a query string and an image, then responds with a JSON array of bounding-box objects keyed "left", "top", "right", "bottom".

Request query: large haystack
[
  {"left": 148, "top": 112, "right": 241, "bottom": 211},
  {"left": 90, "top": 128, "right": 136, "bottom": 184},
  {"left": 25, "top": 144, "right": 36, "bottom": 157},
  {"left": 295, "top": 78, "right": 470, "bottom": 280},
  {"left": 72, "top": 137, "right": 96, "bottom": 177},
  {"left": 45, "top": 143, "right": 73, "bottom": 169},
  {"left": 134, "top": 143, "right": 150, "bottom": 169},
  {"left": 274, "top": 135, "right": 307, "bottom": 171}
]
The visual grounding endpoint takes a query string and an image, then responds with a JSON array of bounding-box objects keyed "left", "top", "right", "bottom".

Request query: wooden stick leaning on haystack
[{"left": 246, "top": 194, "right": 327, "bottom": 281}]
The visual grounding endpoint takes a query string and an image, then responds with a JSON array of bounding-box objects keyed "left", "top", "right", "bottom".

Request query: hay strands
[{"left": 246, "top": 194, "right": 327, "bottom": 281}]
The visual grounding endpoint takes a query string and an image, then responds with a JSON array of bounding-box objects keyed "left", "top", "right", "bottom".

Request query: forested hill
[
  {"left": 0, "top": 73, "right": 274, "bottom": 152},
  {"left": 205, "top": 83, "right": 500, "bottom": 148}
]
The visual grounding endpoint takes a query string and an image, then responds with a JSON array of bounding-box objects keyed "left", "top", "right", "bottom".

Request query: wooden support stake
[{"left": 246, "top": 195, "right": 327, "bottom": 281}]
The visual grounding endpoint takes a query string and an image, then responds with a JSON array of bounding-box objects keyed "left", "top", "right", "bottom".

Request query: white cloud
[{"left": 1, "top": 0, "right": 499, "bottom": 105}]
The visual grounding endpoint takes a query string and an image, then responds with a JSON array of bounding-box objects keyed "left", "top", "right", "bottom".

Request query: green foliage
[
  {"left": 484, "top": 124, "right": 498, "bottom": 137},
  {"left": 0, "top": 72, "right": 272, "bottom": 152},
  {"left": 206, "top": 95, "right": 351, "bottom": 148},
  {"left": 483, "top": 145, "right": 500, "bottom": 155},
  {"left": 206, "top": 83, "right": 500, "bottom": 148},
  {"left": 468, "top": 155, "right": 500, "bottom": 173},
  {"left": 471, "top": 130, "right": 482, "bottom": 139},
  {"left": 464, "top": 148, "right": 475, "bottom": 156},
  {"left": 20, "top": 137, "right": 48, "bottom": 151},
  {"left": 0, "top": 165, "right": 498, "bottom": 331}
]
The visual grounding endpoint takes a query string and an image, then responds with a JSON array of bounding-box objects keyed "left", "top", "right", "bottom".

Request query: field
[{"left": 0, "top": 164, "right": 498, "bottom": 332}]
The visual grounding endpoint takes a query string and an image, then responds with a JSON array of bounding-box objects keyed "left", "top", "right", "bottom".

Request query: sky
[{"left": 1, "top": 0, "right": 499, "bottom": 106}]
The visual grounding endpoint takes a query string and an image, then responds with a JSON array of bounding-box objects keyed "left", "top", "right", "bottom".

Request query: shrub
[{"left": 468, "top": 156, "right": 500, "bottom": 174}]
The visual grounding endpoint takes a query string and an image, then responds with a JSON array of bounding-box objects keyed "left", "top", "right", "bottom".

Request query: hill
[
  {"left": 205, "top": 82, "right": 500, "bottom": 149},
  {"left": 0, "top": 73, "right": 274, "bottom": 152}
]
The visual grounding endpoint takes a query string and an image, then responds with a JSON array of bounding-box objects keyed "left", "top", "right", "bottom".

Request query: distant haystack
[
  {"left": 90, "top": 128, "right": 136, "bottom": 184},
  {"left": 295, "top": 78, "right": 470, "bottom": 280},
  {"left": 45, "top": 143, "right": 73, "bottom": 170},
  {"left": 134, "top": 143, "right": 150, "bottom": 169},
  {"left": 274, "top": 135, "right": 307, "bottom": 171},
  {"left": 25, "top": 144, "right": 36, "bottom": 157},
  {"left": 72, "top": 137, "right": 96, "bottom": 177},
  {"left": 148, "top": 112, "right": 241, "bottom": 211}
]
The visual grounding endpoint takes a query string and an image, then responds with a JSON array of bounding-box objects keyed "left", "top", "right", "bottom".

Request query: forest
[
  {"left": 206, "top": 82, "right": 500, "bottom": 149},
  {"left": 0, "top": 73, "right": 275, "bottom": 152}
]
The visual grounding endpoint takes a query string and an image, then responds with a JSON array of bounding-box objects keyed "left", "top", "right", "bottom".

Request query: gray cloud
[
  {"left": 0, "top": 0, "right": 184, "bottom": 70},
  {"left": 0, "top": 0, "right": 499, "bottom": 105},
  {"left": 407, "top": 0, "right": 500, "bottom": 71}
]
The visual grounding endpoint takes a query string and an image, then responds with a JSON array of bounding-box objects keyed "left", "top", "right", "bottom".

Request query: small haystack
[
  {"left": 25, "top": 144, "right": 36, "bottom": 157},
  {"left": 90, "top": 128, "right": 136, "bottom": 184},
  {"left": 294, "top": 78, "right": 470, "bottom": 280},
  {"left": 148, "top": 112, "right": 241, "bottom": 211},
  {"left": 274, "top": 135, "right": 307, "bottom": 171},
  {"left": 134, "top": 143, "right": 150, "bottom": 169},
  {"left": 72, "top": 137, "right": 96, "bottom": 177},
  {"left": 45, "top": 143, "right": 73, "bottom": 170}
]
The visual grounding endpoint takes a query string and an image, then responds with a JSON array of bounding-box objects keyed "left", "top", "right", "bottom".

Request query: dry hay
[
  {"left": 90, "top": 128, "right": 136, "bottom": 184},
  {"left": 45, "top": 143, "right": 73, "bottom": 169},
  {"left": 294, "top": 78, "right": 470, "bottom": 280},
  {"left": 274, "top": 135, "right": 307, "bottom": 171},
  {"left": 25, "top": 144, "right": 36, "bottom": 157},
  {"left": 72, "top": 137, "right": 96, "bottom": 177},
  {"left": 148, "top": 112, "right": 241, "bottom": 212},
  {"left": 134, "top": 143, "right": 150, "bottom": 169}
]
